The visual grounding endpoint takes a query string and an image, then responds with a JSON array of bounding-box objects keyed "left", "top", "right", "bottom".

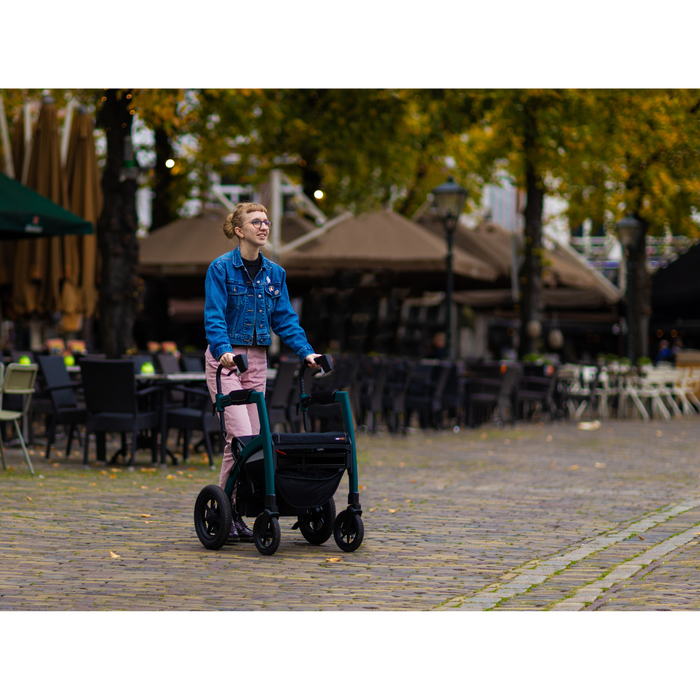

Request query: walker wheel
[
  {"left": 253, "top": 513, "right": 281, "bottom": 555},
  {"left": 194, "top": 485, "right": 232, "bottom": 550},
  {"left": 298, "top": 497, "right": 336, "bottom": 545},
  {"left": 333, "top": 509, "right": 364, "bottom": 552}
]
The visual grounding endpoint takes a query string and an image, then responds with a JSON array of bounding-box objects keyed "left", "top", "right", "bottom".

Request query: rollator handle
[
  {"left": 233, "top": 353, "right": 248, "bottom": 375},
  {"left": 304, "top": 354, "right": 333, "bottom": 376}
]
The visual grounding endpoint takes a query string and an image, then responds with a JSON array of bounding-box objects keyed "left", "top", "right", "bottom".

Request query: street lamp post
[
  {"left": 616, "top": 215, "right": 643, "bottom": 363},
  {"left": 432, "top": 177, "right": 468, "bottom": 358}
]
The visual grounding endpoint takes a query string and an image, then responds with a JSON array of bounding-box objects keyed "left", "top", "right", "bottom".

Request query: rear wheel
[
  {"left": 253, "top": 513, "right": 281, "bottom": 555},
  {"left": 333, "top": 509, "right": 364, "bottom": 552},
  {"left": 298, "top": 497, "right": 336, "bottom": 545},
  {"left": 194, "top": 485, "right": 232, "bottom": 550}
]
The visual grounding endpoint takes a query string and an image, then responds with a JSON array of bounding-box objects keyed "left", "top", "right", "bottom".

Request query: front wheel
[
  {"left": 194, "top": 485, "right": 232, "bottom": 550},
  {"left": 253, "top": 513, "right": 281, "bottom": 555},
  {"left": 333, "top": 510, "right": 364, "bottom": 552},
  {"left": 298, "top": 497, "right": 336, "bottom": 545}
]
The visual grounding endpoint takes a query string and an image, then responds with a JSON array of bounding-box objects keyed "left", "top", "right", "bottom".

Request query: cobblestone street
[{"left": 1, "top": 418, "right": 699, "bottom": 611}]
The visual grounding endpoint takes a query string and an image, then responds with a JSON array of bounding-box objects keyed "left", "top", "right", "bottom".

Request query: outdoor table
[{"left": 65, "top": 366, "right": 277, "bottom": 465}]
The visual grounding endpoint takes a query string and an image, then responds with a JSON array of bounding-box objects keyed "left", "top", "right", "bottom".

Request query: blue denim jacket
[{"left": 204, "top": 246, "right": 315, "bottom": 361}]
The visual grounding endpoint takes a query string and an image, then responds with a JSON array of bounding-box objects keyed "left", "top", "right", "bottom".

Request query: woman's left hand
[{"left": 305, "top": 353, "right": 323, "bottom": 370}]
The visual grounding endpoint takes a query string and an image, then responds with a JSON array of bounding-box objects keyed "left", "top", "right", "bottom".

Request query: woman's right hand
[{"left": 219, "top": 352, "right": 236, "bottom": 369}]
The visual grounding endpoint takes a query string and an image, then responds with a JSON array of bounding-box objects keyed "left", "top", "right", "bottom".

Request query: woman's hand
[
  {"left": 219, "top": 352, "right": 236, "bottom": 369},
  {"left": 305, "top": 353, "right": 323, "bottom": 370}
]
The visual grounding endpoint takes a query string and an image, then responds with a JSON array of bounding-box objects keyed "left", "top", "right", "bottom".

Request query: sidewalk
[{"left": 1, "top": 418, "right": 699, "bottom": 610}]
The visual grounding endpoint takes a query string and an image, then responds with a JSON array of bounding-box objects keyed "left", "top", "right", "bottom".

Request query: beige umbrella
[
  {"left": 64, "top": 107, "right": 101, "bottom": 324},
  {"left": 12, "top": 97, "right": 67, "bottom": 316},
  {"left": 280, "top": 210, "right": 499, "bottom": 281}
]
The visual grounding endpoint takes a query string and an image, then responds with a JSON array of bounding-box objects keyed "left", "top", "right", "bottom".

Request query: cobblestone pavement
[{"left": 1, "top": 417, "right": 699, "bottom": 610}]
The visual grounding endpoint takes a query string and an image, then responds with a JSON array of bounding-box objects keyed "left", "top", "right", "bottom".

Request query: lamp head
[{"left": 432, "top": 177, "right": 468, "bottom": 231}]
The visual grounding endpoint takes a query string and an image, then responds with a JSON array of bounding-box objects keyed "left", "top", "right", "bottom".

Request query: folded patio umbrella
[{"left": 64, "top": 108, "right": 102, "bottom": 319}]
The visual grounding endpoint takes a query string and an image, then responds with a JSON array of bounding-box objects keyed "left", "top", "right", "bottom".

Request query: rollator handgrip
[{"left": 304, "top": 354, "right": 333, "bottom": 376}]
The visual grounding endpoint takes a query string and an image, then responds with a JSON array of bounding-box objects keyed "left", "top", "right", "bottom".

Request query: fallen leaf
[
  {"left": 551, "top": 461, "right": 557, "bottom": 467},
  {"left": 577, "top": 420, "right": 601, "bottom": 431},
  {"left": 382, "top": 498, "right": 388, "bottom": 502},
  {"left": 594, "top": 462, "right": 606, "bottom": 468},
  {"left": 656, "top": 431, "right": 663, "bottom": 437},
  {"left": 176, "top": 471, "right": 184, "bottom": 475},
  {"left": 369, "top": 508, "right": 376, "bottom": 512},
  {"left": 376, "top": 461, "right": 383, "bottom": 466},
  {"left": 399, "top": 462, "right": 406, "bottom": 467},
  {"left": 410, "top": 479, "right": 416, "bottom": 483},
  {"left": 144, "top": 521, "right": 152, "bottom": 524},
  {"left": 326, "top": 557, "right": 341, "bottom": 563},
  {"left": 188, "top": 467, "right": 196, "bottom": 471},
  {"left": 156, "top": 487, "right": 163, "bottom": 491},
  {"left": 570, "top": 465, "right": 579, "bottom": 470},
  {"left": 109, "top": 551, "right": 121, "bottom": 559},
  {"left": 504, "top": 439, "right": 510, "bottom": 445},
  {"left": 141, "top": 486, "right": 149, "bottom": 490},
  {"left": 139, "top": 514, "right": 152, "bottom": 518},
  {"left": 90, "top": 483, "right": 97, "bottom": 486},
  {"left": 405, "top": 499, "right": 412, "bottom": 503},
  {"left": 109, "top": 474, "right": 117, "bottom": 479},
  {"left": 638, "top": 534, "right": 646, "bottom": 540},
  {"left": 546, "top": 435, "right": 553, "bottom": 442},
  {"left": 26, "top": 496, "right": 32, "bottom": 501},
  {"left": 481, "top": 432, "right": 487, "bottom": 440},
  {"left": 166, "top": 475, "right": 174, "bottom": 479},
  {"left": 389, "top": 509, "right": 398, "bottom": 513}
]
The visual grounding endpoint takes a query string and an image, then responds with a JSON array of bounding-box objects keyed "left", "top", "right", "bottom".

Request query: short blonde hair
[{"left": 223, "top": 202, "right": 269, "bottom": 240}]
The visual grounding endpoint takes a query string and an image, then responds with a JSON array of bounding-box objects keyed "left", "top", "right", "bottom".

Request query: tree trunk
[
  {"left": 96, "top": 89, "right": 139, "bottom": 359},
  {"left": 628, "top": 218, "right": 651, "bottom": 362},
  {"left": 518, "top": 105, "right": 545, "bottom": 358},
  {"left": 150, "top": 126, "right": 175, "bottom": 231}
]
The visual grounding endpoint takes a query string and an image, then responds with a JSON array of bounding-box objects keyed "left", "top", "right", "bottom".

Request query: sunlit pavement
[{"left": 1, "top": 418, "right": 699, "bottom": 610}]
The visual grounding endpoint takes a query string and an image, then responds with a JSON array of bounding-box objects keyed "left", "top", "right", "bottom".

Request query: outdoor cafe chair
[
  {"left": 516, "top": 364, "right": 558, "bottom": 422},
  {"left": 672, "top": 367, "right": 700, "bottom": 415},
  {"left": 80, "top": 359, "right": 161, "bottom": 466},
  {"left": 8, "top": 350, "right": 52, "bottom": 445},
  {"left": 181, "top": 355, "right": 204, "bottom": 373},
  {"left": 0, "top": 362, "right": 38, "bottom": 475},
  {"left": 266, "top": 358, "right": 299, "bottom": 432},
  {"left": 164, "top": 385, "right": 220, "bottom": 467},
  {"left": 37, "top": 355, "right": 87, "bottom": 460}
]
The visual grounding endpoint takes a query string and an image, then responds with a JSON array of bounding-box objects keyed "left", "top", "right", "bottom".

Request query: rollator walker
[{"left": 194, "top": 355, "right": 364, "bottom": 556}]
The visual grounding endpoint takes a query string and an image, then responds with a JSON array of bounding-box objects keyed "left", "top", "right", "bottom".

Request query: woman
[{"left": 204, "top": 202, "right": 321, "bottom": 540}]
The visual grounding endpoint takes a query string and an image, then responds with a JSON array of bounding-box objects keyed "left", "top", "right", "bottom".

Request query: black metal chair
[
  {"left": 164, "top": 385, "right": 220, "bottom": 466},
  {"left": 516, "top": 364, "right": 559, "bottom": 422},
  {"left": 36, "top": 355, "right": 87, "bottom": 460},
  {"left": 465, "top": 363, "right": 521, "bottom": 428},
  {"left": 80, "top": 359, "right": 161, "bottom": 466},
  {"left": 267, "top": 358, "right": 299, "bottom": 432},
  {"left": 181, "top": 355, "right": 204, "bottom": 373}
]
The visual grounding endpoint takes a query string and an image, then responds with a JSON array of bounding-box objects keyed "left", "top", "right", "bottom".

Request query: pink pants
[{"left": 205, "top": 346, "right": 268, "bottom": 496}]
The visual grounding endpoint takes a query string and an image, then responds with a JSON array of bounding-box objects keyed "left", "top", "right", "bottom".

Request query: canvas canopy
[{"left": 0, "top": 171, "right": 93, "bottom": 240}]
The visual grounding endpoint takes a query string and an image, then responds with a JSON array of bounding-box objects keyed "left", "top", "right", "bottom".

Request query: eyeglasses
[{"left": 247, "top": 218, "right": 272, "bottom": 230}]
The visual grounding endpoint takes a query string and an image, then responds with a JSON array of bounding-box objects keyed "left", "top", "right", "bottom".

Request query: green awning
[{"left": 0, "top": 172, "right": 93, "bottom": 240}]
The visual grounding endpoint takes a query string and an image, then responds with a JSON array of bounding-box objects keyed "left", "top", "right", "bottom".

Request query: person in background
[
  {"left": 655, "top": 339, "right": 672, "bottom": 365},
  {"left": 204, "top": 202, "right": 321, "bottom": 541},
  {"left": 427, "top": 331, "right": 447, "bottom": 360}
]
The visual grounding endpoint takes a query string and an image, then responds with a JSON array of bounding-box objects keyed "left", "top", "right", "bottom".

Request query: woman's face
[{"left": 235, "top": 211, "right": 270, "bottom": 249}]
